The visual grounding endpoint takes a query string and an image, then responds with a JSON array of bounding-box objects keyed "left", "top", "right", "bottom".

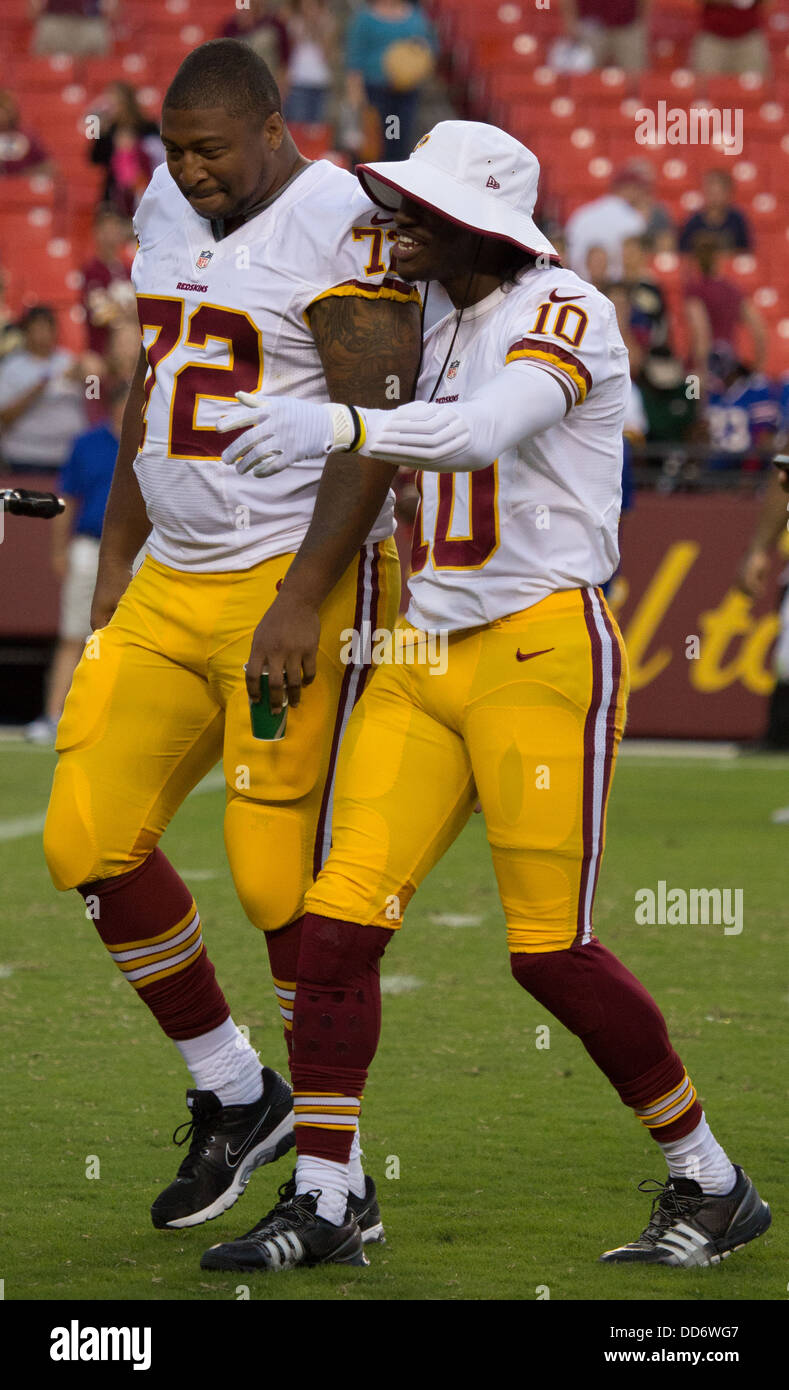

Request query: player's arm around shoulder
[{"left": 244, "top": 288, "right": 422, "bottom": 714}]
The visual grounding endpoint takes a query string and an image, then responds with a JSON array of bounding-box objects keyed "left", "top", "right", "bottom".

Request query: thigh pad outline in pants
[
  {"left": 304, "top": 656, "right": 478, "bottom": 929},
  {"left": 222, "top": 539, "right": 402, "bottom": 933},
  {"left": 44, "top": 620, "right": 223, "bottom": 890},
  {"left": 464, "top": 590, "right": 629, "bottom": 954}
]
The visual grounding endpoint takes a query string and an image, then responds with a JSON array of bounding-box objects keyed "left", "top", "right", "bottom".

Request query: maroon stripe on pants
[
  {"left": 311, "top": 543, "right": 379, "bottom": 880},
  {"left": 576, "top": 589, "right": 604, "bottom": 940},
  {"left": 587, "top": 591, "right": 623, "bottom": 913}
]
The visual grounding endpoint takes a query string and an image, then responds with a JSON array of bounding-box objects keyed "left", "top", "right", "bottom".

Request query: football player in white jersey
[
  {"left": 43, "top": 39, "right": 421, "bottom": 1238},
  {"left": 205, "top": 122, "right": 770, "bottom": 1273}
]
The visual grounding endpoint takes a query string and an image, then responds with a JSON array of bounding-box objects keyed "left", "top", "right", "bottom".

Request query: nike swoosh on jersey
[
  {"left": 225, "top": 1106, "right": 272, "bottom": 1167},
  {"left": 515, "top": 647, "right": 555, "bottom": 662},
  {"left": 369, "top": 211, "right": 393, "bottom": 225},
  {"left": 548, "top": 290, "right": 585, "bottom": 303}
]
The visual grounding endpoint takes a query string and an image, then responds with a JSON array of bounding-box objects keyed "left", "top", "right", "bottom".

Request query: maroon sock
[
  {"left": 511, "top": 940, "right": 702, "bottom": 1142},
  {"left": 291, "top": 913, "right": 392, "bottom": 1162},
  {"left": 264, "top": 915, "right": 305, "bottom": 1067},
  {"left": 78, "top": 849, "right": 230, "bottom": 1041}
]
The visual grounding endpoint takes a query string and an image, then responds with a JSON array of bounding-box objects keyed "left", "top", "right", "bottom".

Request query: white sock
[
  {"left": 296, "top": 1155, "right": 349, "bottom": 1226},
  {"left": 174, "top": 1016, "right": 263, "bottom": 1106},
  {"left": 658, "top": 1113, "right": 737, "bottom": 1195},
  {"left": 348, "top": 1126, "right": 366, "bottom": 1199}
]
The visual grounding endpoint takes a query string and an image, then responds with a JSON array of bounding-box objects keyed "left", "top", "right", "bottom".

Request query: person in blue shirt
[
  {"left": 25, "top": 383, "right": 126, "bottom": 743},
  {"left": 704, "top": 349, "right": 778, "bottom": 472},
  {"left": 345, "top": 1, "right": 436, "bottom": 161},
  {"left": 678, "top": 169, "right": 752, "bottom": 254}
]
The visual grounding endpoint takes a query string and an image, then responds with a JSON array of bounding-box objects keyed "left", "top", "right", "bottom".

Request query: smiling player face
[
  {"left": 391, "top": 197, "right": 484, "bottom": 283},
  {"left": 161, "top": 106, "right": 285, "bottom": 222}
]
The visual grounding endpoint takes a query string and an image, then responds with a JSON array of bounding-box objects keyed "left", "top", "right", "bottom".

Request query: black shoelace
[{"left": 636, "top": 1178, "right": 705, "bottom": 1245}]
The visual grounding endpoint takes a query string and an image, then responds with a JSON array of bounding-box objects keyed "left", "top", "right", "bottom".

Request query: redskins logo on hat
[{"left": 412, "top": 133, "right": 431, "bottom": 151}]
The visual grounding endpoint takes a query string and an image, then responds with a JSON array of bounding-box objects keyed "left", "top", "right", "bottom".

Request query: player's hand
[
  {"left": 246, "top": 591, "right": 321, "bottom": 712},
  {"left": 735, "top": 547, "right": 770, "bottom": 599},
  {"left": 216, "top": 391, "right": 336, "bottom": 477},
  {"left": 90, "top": 555, "right": 131, "bottom": 630}
]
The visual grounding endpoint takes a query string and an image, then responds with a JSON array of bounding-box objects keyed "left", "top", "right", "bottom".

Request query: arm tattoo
[{"left": 308, "top": 293, "right": 422, "bottom": 408}]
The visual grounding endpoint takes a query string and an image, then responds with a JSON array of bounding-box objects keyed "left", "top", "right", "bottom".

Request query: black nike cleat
[
  {"left": 348, "top": 1175, "right": 386, "bottom": 1245},
  {"left": 151, "top": 1067, "right": 294, "bottom": 1230},
  {"left": 600, "top": 1166, "right": 771, "bottom": 1266},
  {"left": 277, "top": 1170, "right": 386, "bottom": 1245},
  {"left": 200, "top": 1186, "right": 369, "bottom": 1272}
]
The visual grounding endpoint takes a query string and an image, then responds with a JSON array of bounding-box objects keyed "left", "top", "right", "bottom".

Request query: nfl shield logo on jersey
[
  {"left": 447, "top": 359, "right": 460, "bottom": 380},
  {"left": 195, "top": 249, "right": 214, "bottom": 270}
]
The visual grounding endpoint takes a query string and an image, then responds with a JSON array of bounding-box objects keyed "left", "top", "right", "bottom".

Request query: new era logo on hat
[{"left": 355, "top": 120, "right": 558, "bottom": 260}]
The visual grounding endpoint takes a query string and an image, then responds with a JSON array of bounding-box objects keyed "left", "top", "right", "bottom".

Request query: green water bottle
[{"left": 248, "top": 670, "right": 288, "bottom": 741}]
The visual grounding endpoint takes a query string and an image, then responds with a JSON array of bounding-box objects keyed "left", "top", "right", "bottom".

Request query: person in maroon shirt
[
  {"left": 560, "top": 0, "right": 647, "bottom": 71},
  {"left": 80, "top": 204, "right": 135, "bottom": 357},
  {"left": 684, "top": 234, "right": 767, "bottom": 381},
  {"left": 691, "top": 0, "right": 769, "bottom": 76},
  {"left": 220, "top": 0, "right": 291, "bottom": 86},
  {"left": 0, "top": 90, "right": 51, "bottom": 178}
]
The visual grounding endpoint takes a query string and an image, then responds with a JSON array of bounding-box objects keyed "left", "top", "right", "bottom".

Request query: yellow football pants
[
  {"left": 44, "top": 540, "right": 400, "bottom": 933},
  {"left": 304, "top": 587, "right": 629, "bottom": 952}
]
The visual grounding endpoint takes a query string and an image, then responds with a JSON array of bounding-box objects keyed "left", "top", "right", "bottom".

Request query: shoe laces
[
  {"left": 172, "top": 1102, "right": 216, "bottom": 1171},
  {"left": 245, "top": 1185, "right": 321, "bottom": 1240},
  {"left": 636, "top": 1177, "right": 705, "bottom": 1245}
]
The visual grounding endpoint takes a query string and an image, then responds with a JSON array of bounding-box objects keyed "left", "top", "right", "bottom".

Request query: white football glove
[{"left": 216, "top": 391, "right": 359, "bottom": 477}]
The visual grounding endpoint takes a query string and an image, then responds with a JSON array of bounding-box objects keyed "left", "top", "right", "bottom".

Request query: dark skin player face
[
  {"left": 160, "top": 105, "right": 308, "bottom": 231},
  {"left": 392, "top": 196, "right": 527, "bottom": 308}
]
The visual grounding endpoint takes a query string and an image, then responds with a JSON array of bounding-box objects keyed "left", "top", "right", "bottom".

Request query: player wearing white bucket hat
[
  {"left": 356, "top": 118, "right": 559, "bottom": 260},
  {"left": 203, "top": 119, "right": 770, "bottom": 1278}
]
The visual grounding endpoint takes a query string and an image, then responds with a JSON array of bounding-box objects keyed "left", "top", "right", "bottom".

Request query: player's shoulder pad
[
  {"left": 133, "top": 162, "right": 182, "bottom": 252},
  {"left": 501, "top": 264, "right": 627, "bottom": 404},
  {"left": 300, "top": 163, "right": 418, "bottom": 312}
]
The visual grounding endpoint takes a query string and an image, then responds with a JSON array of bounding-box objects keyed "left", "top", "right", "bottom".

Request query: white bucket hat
[{"left": 356, "top": 120, "right": 558, "bottom": 261}]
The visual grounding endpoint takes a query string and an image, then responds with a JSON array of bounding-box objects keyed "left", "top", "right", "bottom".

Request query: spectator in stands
[
  {"left": 617, "top": 159, "right": 675, "bottom": 252},
  {"left": 559, "top": 0, "right": 647, "bottom": 72},
  {"left": 684, "top": 233, "right": 767, "bottom": 375},
  {"left": 0, "top": 90, "right": 52, "bottom": 178},
  {"left": 24, "top": 380, "right": 125, "bottom": 745},
  {"left": 679, "top": 169, "right": 753, "bottom": 254},
  {"left": 31, "top": 0, "right": 112, "bottom": 58},
  {"left": 565, "top": 165, "right": 648, "bottom": 280},
  {"left": 81, "top": 204, "right": 135, "bottom": 357},
  {"left": 345, "top": 1, "right": 437, "bottom": 162},
  {"left": 702, "top": 345, "right": 778, "bottom": 471},
  {"left": 0, "top": 306, "right": 87, "bottom": 475},
  {"left": 105, "top": 316, "right": 142, "bottom": 386},
  {"left": 89, "top": 82, "right": 162, "bottom": 217},
  {"left": 221, "top": 0, "right": 291, "bottom": 86},
  {"left": 584, "top": 244, "right": 610, "bottom": 289},
  {"left": 284, "top": 0, "right": 337, "bottom": 124},
  {"left": 607, "top": 234, "right": 671, "bottom": 376},
  {"left": 691, "top": 0, "right": 769, "bottom": 77}
]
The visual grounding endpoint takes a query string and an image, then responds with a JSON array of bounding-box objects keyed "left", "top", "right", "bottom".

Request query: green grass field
[{"left": 1, "top": 741, "right": 785, "bottom": 1302}]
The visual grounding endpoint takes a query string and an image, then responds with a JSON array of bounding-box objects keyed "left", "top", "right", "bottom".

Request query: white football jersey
[
  {"left": 406, "top": 265, "right": 630, "bottom": 632},
  {"left": 131, "top": 160, "right": 419, "bottom": 571}
]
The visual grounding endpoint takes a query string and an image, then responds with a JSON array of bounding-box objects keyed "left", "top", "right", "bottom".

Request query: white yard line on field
[{"left": 0, "top": 767, "right": 226, "bottom": 841}]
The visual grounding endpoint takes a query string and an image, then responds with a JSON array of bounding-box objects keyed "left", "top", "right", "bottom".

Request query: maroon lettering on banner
[{"left": 612, "top": 494, "right": 785, "bottom": 739}]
